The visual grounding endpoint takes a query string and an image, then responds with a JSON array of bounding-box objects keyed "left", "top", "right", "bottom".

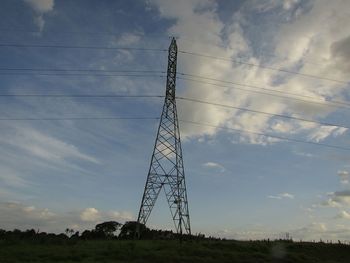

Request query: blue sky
[{"left": 1, "top": 0, "right": 350, "bottom": 241}]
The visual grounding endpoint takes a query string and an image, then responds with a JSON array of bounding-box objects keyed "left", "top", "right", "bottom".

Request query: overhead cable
[{"left": 178, "top": 50, "right": 349, "bottom": 84}]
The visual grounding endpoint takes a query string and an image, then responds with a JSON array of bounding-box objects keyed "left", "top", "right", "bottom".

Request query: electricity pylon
[{"left": 137, "top": 37, "right": 191, "bottom": 235}]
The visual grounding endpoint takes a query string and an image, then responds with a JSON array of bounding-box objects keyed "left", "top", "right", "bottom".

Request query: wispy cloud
[
  {"left": 4, "top": 126, "right": 99, "bottom": 165},
  {"left": 322, "top": 190, "right": 350, "bottom": 208},
  {"left": 293, "top": 150, "right": 314, "bottom": 158},
  {"left": 202, "top": 161, "right": 225, "bottom": 173},
  {"left": 338, "top": 170, "right": 350, "bottom": 185},
  {"left": 0, "top": 124, "right": 99, "bottom": 166},
  {"left": 149, "top": 0, "right": 350, "bottom": 145},
  {"left": 23, "top": 0, "right": 55, "bottom": 31},
  {"left": 268, "top": 193, "right": 295, "bottom": 200},
  {"left": 336, "top": 210, "right": 350, "bottom": 220},
  {"left": 116, "top": 32, "right": 143, "bottom": 46}
]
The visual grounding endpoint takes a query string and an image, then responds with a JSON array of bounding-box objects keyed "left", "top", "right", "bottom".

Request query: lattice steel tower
[{"left": 137, "top": 38, "right": 191, "bottom": 235}]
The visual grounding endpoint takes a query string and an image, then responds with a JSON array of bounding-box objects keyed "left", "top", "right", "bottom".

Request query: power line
[
  {"left": 0, "top": 117, "right": 160, "bottom": 121},
  {"left": 2, "top": 92, "right": 348, "bottom": 129},
  {"left": 3, "top": 67, "right": 348, "bottom": 109},
  {"left": 177, "top": 75, "right": 350, "bottom": 109},
  {"left": 2, "top": 44, "right": 347, "bottom": 105},
  {"left": 0, "top": 68, "right": 166, "bottom": 77},
  {"left": 178, "top": 50, "right": 349, "bottom": 84},
  {"left": 176, "top": 33, "right": 331, "bottom": 65},
  {"left": 2, "top": 91, "right": 348, "bottom": 130},
  {"left": 179, "top": 119, "right": 350, "bottom": 151},
  {"left": 177, "top": 37, "right": 324, "bottom": 67},
  {"left": 0, "top": 28, "right": 323, "bottom": 67},
  {"left": 0, "top": 94, "right": 164, "bottom": 98},
  {"left": 1, "top": 114, "right": 347, "bottom": 151},
  {"left": 0, "top": 68, "right": 165, "bottom": 73},
  {"left": 179, "top": 72, "right": 341, "bottom": 104},
  {"left": 177, "top": 97, "right": 350, "bottom": 130},
  {"left": 0, "top": 43, "right": 167, "bottom": 52},
  {"left": 2, "top": 43, "right": 342, "bottom": 84},
  {"left": 0, "top": 72, "right": 165, "bottom": 78},
  {"left": 0, "top": 28, "right": 171, "bottom": 40},
  {"left": 0, "top": 28, "right": 325, "bottom": 68}
]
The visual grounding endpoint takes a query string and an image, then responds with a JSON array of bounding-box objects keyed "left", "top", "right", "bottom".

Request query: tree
[
  {"left": 65, "top": 228, "right": 74, "bottom": 237},
  {"left": 95, "top": 221, "right": 121, "bottom": 237},
  {"left": 119, "top": 221, "right": 148, "bottom": 239}
]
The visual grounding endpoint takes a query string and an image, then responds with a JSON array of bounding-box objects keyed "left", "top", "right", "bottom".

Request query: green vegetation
[
  {"left": 1, "top": 223, "right": 349, "bottom": 262},
  {"left": 1, "top": 238, "right": 350, "bottom": 262}
]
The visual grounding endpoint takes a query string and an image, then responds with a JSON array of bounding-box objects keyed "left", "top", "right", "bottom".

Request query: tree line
[{"left": 0, "top": 221, "right": 206, "bottom": 241}]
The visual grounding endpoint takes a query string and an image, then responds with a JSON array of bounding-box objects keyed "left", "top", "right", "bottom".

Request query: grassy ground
[{"left": 0, "top": 239, "right": 349, "bottom": 262}]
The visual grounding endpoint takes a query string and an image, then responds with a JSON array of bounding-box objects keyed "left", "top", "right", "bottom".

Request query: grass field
[{"left": 1, "top": 239, "right": 350, "bottom": 263}]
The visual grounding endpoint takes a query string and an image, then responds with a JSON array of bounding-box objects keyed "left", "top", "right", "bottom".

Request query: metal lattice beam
[{"left": 137, "top": 38, "right": 191, "bottom": 235}]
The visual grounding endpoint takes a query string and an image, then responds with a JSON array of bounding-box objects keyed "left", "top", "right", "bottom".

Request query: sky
[{"left": 0, "top": 0, "right": 350, "bottom": 241}]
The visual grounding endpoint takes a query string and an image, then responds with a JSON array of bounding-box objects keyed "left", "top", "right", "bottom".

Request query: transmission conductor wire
[
  {"left": 0, "top": 28, "right": 324, "bottom": 67},
  {"left": 0, "top": 94, "right": 164, "bottom": 98},
  {"left": 177, "top": 75, "right": 350, "bottom": 109},
  {"left": 176, "top": 97, "right": 350, "bottom": 130},
  {"left": 1, "top": 115, "right": 347, "bottom": 151},
  {"left": 177, "top": 77, "right": 345, "bottom": 107},
  {"left": 178, "top": 50, "right": 349, "bottom": 84},
  {"left": 179, "top": 119, "right": 350, "bottom": 151},
  {"left": 0, "top": 43, "right": 167, "bottom": 52},
  {"left": 1, "top": 42, "right": 346, "bottom": 82},
  {"left": 0, "top": 73, "right": 166, "bottom": 78},
  {"left": 0, "top": 117, "right": 160, "bottom": 121},
  {"left": 0, "top": 68, "right": 165, "bottom": 73},
  {"left": 177, "top": 36, "right": 325, "bottom": 67},
  {"left": 0, "top": 68, "right": 166, "bottom": 78},
  {"left": 0, "top": 28, "right": 325, "bottom": 67},
  {"left": 0, "top": 28, "right": 171, "bottom": 39},
  {"left": 2, "top": 93, "right": 348, "bottom": 130},
  {"left": 2, "top": 69, "right": 346, "bottom": 108}
]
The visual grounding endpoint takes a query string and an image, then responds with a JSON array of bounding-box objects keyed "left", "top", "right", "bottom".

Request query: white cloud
[
  {"left": 0, "top": 125, "right": 99, "bottom": 165},
  {"left": 24, "top": 0, "right": 54, "bottom": 13},
  {"left": 307, "top": 126, "right": 348, "bottom": 143},
  {"left": 212, "top": 222, "right": 350, "bottom": 241},
  {"left": 322, "top": 190, "right": 350, "bottom": 208},
  {"left": 280, "top": 193, "right": 295, "bottom": 199},
  {"left": 331, "top": 36, "right": 350, "bottom": 73},
  {"left": 0, "top": 202, "right": 133, "bottom": 233},
  {"left": 80, "top": 208, "right": 134, "bottom": 224},
  {"left": 338, "top": 170, "right": 350, "bottom": 185},
  {"left": 0, "top": 124, "right": 101, "bottom": 191},
  {"left": 0, "top": 202, "right": 55, "bottom": 230},
  {"left": 202, "top": 161, "right": 225, "bottom": 172},
  {"left": 283, "top": 0, "right": 300, "bottom": 10},
  {"left": 148, "top": 0, "right": 350, "bottom": 145},
  {"left": 0, "top": 166, "right": 30, "bottom": 188},
  {"left": 116, "top": 32, "right": 142, "bottom": 46},
  {"left": 268, "top": 192, "right": 295, "bottom": 200},
  {"left": 336, "top": 210, "right": 350, "bottom": 220},
  {"left": 290, "top": 222, "right": 350, "bottom": 241},
  {"left": 35, "top": 15, "right": 47, "bottom": 31},
  {"left": 292, "top": 222, "right": 326, "bottom": 237},
  {"left": 23, "top": 0, "right": 54, "bottom": 31},
  {"left": 268, "top": 195, "right": 282, "bottom": 200},
  {"left": 108, "top": 211, "right": 133, "bottom": 221},
  {"left": 321, "top": 199, "right": 342, "bottom": 208},
  {"left": 208, "top": 223, "right": 282, "bottom": 240},
  {"left": 293, "top": 151, "right": 314, "bottom": 158},
  {"left": 271, "top": 121, "right": 295, "bottom": 134},
  {"left": 80, "top": 208, "right": 100, "bottom": 222}
]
